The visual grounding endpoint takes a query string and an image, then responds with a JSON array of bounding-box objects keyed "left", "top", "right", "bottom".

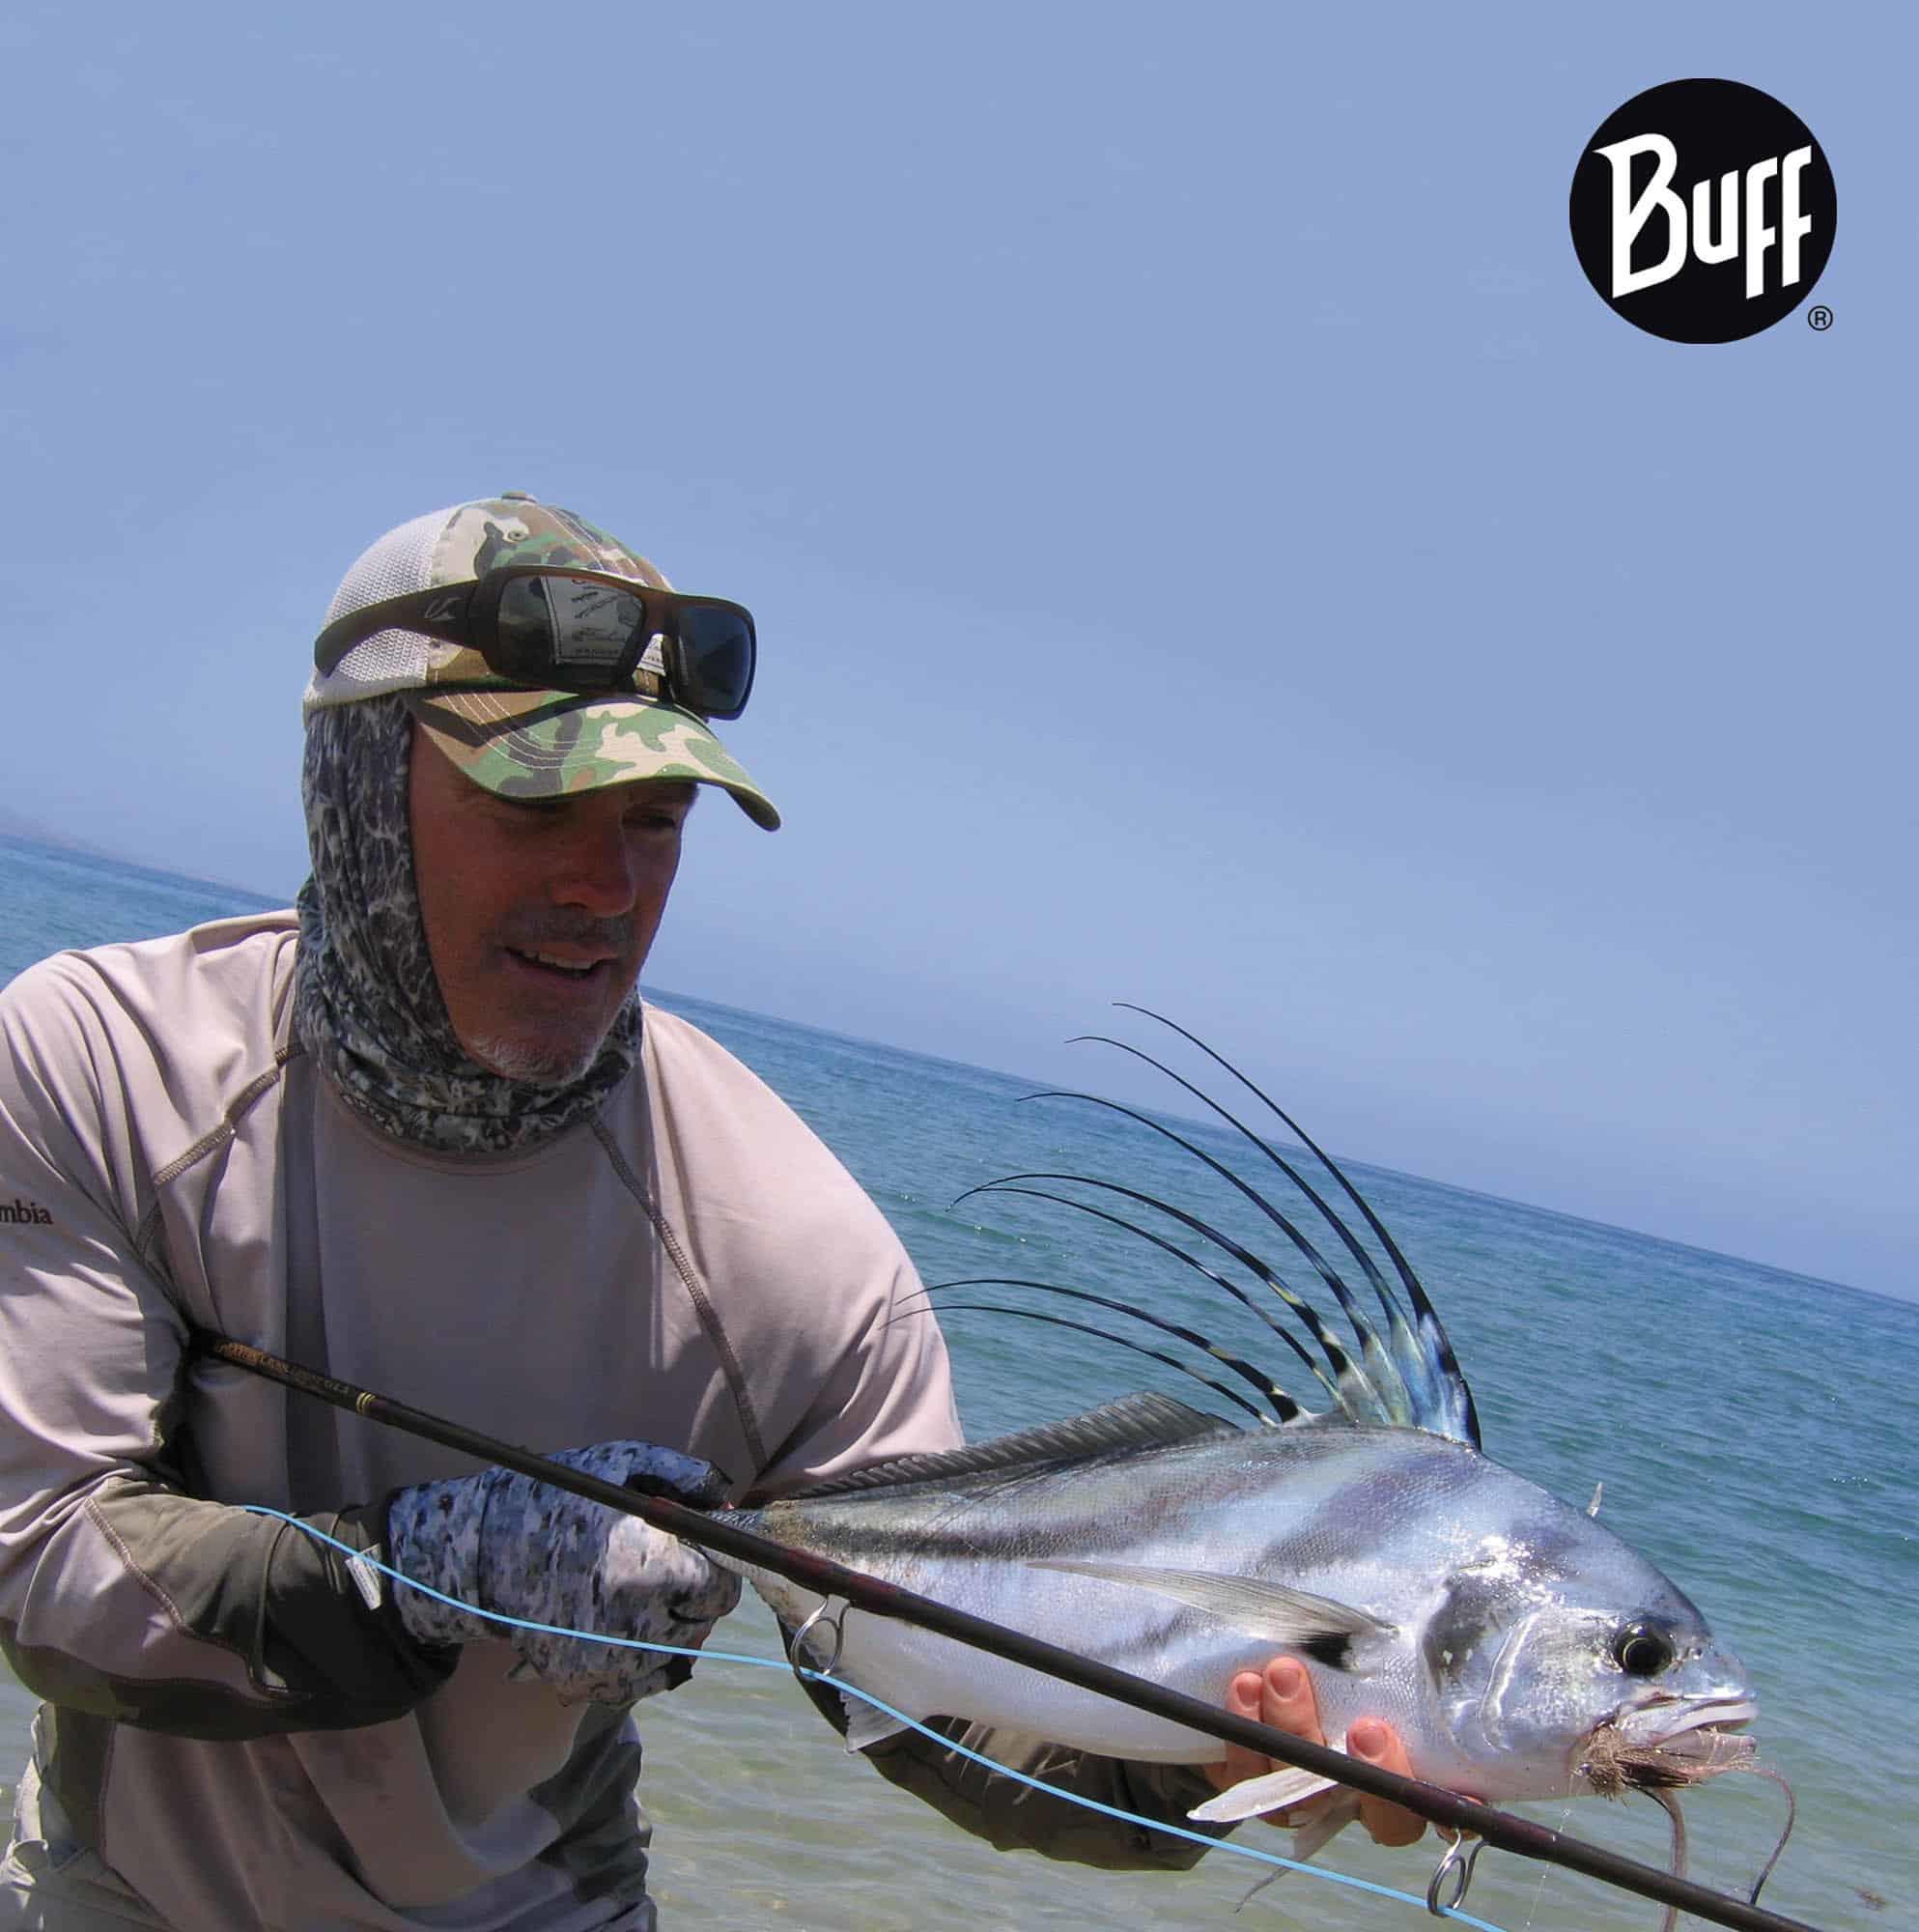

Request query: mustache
[{"left": 497, "top": 913, "right": 636, "bottom": 955}]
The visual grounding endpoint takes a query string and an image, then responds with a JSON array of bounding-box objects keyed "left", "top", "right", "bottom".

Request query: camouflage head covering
[
  {"left": 293, "top": 694, "right": 641, "bottom": 1154},
  {"left": 305, "top": 495, "right": 779, "bottom": 830}
]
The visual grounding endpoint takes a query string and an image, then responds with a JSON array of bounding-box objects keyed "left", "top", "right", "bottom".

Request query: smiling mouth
[{"left": 507, "top": 948, "right": 613, "bottom": 981}]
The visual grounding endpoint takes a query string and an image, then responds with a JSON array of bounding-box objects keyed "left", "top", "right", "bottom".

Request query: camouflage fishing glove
[{"left": 384, "top": 1441, "right": 741, "bottom": 1705}]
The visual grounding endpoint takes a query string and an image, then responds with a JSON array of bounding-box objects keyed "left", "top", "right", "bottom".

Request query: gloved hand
[{"left": 384, "top": 1440, "right": 741, "bottom": 1705}]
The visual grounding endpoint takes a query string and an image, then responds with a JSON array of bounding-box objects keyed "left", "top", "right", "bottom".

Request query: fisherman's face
[{"left": 409, "top": 724, "right": 695, "bottom": 1083}]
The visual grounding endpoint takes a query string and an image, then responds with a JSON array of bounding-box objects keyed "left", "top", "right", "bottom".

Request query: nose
[{"left": 549, "top": 812, "right": 641, "bottom": 918}]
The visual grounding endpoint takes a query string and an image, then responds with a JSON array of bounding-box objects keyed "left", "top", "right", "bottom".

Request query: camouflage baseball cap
[{"left": 304, "top": 493, "right": 779, "bottom": 830}]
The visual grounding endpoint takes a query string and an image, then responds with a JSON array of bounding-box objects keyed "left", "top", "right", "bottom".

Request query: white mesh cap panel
[{"left": 301, "top": 505, "right": 460, "bottom": 716}]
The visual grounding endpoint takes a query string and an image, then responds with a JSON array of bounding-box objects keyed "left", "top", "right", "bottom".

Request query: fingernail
[
  {"left": 1348, "top": 1720, "right": 1386, "bottom": 1757},
  {"left": 1272, "top": 1659, "right": 1305, "bottom": 1697}
]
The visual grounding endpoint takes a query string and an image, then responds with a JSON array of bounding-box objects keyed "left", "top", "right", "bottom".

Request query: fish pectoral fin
[
  {"left": 838, "top": 1691, "right": 913, "bottom": 1753},
  {"left": 1030, "top": 1560, "right": 1391, "bottom": 1651},
  {"left": 1188, "top": 1766, "right": 1340, "bottom": 1824},
  {"left": 1285, "top": 1794, "right": 1361, "bottom": 1861}
]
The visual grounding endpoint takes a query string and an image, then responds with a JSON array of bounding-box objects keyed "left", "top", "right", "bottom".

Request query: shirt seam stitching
[
  {"left": 589, "top": 1118, "right": 769, "bottom": 1475},
  {"left": 134, "top": 1046, "right": 297, "bottom": 1261}
]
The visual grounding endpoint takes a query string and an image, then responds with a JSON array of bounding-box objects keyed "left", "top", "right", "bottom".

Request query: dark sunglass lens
[
  {"left": 493, "top": 577, "right": 557, "bottom": 681},
  {"left": 495, "top": 577, "right": 648, "bottom": 687},
  {"left": 676, "top": 607, "right": 755, "bottom": 718}
]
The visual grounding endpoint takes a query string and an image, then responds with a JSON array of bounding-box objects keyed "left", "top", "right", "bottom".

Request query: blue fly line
[{"left": 244, "top": 1506, "right": 1510, "bottom": 1932}]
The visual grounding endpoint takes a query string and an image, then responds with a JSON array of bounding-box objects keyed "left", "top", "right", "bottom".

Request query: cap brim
[{"left": 408, "top": 688, "right": 780, "bottom": 831}]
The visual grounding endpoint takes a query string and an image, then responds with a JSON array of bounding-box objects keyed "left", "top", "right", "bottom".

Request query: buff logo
[
  {"left": 1597, "top": 136, "right": 1813, "bottom": 299},
  {"left": 0, "top": 1198, "right": 54, "bottom": 1225},
  {"left": 1568, "top": 79, "right": 1836, "bottom": 344}
]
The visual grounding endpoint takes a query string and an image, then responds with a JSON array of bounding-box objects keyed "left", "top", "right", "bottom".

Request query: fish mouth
[{"left": 1617, "top": 1695, "right": 1758, "bottom": 1749}]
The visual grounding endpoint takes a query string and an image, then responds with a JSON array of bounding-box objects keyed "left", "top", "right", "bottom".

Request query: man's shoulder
[
  {"left": 633, "top": 1000, "right": 902, "bottom": 1248},
  {"left": 638, "top": 1002, "right": 781, "bottom": 1106},
  {"left": 2, "top": 911, "right": 301, "bottom": 1079},
  {"left": 636, "top": 1002, "right": 843, "bottom": 1161}
]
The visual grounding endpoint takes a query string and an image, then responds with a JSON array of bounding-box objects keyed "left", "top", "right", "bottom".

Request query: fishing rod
[{"left": 200, "top": 1333, "right": 1823, "bottom": 1932}]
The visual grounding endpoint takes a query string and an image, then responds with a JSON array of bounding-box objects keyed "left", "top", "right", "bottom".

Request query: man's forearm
[{"left": 1, "top": 1476, "right": 451, "bottom": 1739}]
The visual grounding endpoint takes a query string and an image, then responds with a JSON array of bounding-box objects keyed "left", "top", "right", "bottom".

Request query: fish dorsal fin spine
[
  {"left": 786, "top": 1392, "right": 1238, "bottom": 1498},
  {"left": 952, "top": 1009, "right": 1483, "bottom": 1450}
]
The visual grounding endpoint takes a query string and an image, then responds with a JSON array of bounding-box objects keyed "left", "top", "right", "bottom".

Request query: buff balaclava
[{"left": 293, "top": 693, "right": 640, "bottom": 1154}]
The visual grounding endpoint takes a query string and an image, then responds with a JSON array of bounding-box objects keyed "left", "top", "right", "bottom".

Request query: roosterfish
[{"left": 712, "top": 1011, "right": 1767, "bottom": 1879}]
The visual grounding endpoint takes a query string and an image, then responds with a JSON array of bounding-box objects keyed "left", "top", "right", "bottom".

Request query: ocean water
[{"left": 1, "top": 834, "right": 1912, "bottom": 1932}]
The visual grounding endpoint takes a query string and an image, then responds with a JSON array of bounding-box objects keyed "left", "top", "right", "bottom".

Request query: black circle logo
[{"left": 1569, "top": 79, "right": 1836, "bottom": 343}]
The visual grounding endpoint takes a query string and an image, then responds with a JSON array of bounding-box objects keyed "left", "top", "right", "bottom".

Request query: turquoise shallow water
[{"left": 2, "top": 836, "right": 1913, "bottom": 1932}]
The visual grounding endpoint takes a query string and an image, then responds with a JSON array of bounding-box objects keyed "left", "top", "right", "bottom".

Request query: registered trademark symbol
[{"left": 1808, "top": 305, "right": 1833, "bottom": 330}]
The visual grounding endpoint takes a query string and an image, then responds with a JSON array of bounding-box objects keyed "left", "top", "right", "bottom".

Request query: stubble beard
[
  {"left": 458, "top": 919, "right": 646, "bottom": 1087},
  {"left": 461, "top": 989, "right": 636, "bottom": 1085},
  {"left": 462, "top": 1031, "right": 608, "bottom": 1086}
]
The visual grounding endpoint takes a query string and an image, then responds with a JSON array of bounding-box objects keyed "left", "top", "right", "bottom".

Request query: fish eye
[{"left": 1611, "top": 1621, "right": 1676, "bottom": 1677}]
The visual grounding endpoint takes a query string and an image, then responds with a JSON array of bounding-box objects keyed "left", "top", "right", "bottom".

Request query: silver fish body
[
  {"left": 716, "top": 1014, "right": 1759, "bottom": 1833},
  {"left": 719, "top": 1404, "right": 1753, "bottom": 1807}
]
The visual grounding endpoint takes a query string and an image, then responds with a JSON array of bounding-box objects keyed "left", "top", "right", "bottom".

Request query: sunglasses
[{"left": 313, "top": 565, "right": 757, "bottom": 721}]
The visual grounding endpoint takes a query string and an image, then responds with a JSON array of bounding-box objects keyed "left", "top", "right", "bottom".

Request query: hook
[
  {"left": 788, "top": 1599, "right": 845, "bottom": 1681},
  {"left": 1425, "top": 1832, "right": 1485, "bottom": 1918}
]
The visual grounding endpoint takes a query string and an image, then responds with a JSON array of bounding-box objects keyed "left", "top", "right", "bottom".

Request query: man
[{"left": 0, "top": 494, "right": 1416, "bottom": 1927}]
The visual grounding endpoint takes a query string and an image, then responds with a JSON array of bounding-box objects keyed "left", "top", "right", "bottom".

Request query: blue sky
[{"left": 2, "top": 4, "right": 1911, "bottom": 1299}]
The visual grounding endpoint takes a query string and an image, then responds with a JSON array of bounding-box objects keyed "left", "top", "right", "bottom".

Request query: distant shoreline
[
  {"left": 0, "top": 830, "right": 286, "bottom": 913},
  {"left": 0, "top": 806, "right": 133, "bottom": 870}
]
